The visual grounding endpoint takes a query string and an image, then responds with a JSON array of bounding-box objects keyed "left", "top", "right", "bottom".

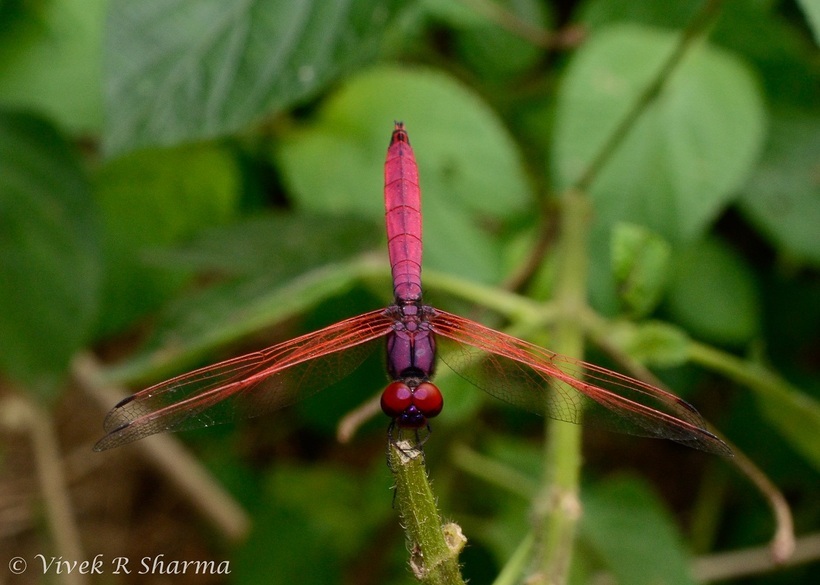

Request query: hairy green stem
[{"left": 389, "top": 441, "right": 467, "bottom": 585}]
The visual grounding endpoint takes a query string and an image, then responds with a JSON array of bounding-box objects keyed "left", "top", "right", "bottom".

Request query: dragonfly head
[{"left": 380, "top": 380, "right": 443, "bottom": 429}]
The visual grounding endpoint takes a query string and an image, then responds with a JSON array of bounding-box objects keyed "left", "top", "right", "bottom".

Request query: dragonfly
[{"left": 94, "top": 122, "right": 730, "bottom": 456}]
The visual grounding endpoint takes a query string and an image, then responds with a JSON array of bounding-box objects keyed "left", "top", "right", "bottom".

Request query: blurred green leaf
[
  {"left": 103, "top": 0, "right": 407, "bottom": 154},
  {"left": 689, "top": 342, "right": 820, "bottom": 471},
  {"left": 553, "top": 24, "right": 766, "bottom": 243},
  {"left": 434, "top": 355, "right": 485, "bottom": 426},
  {"left": 490, "top": 435, "right": 541, "bottom": 468},
  {"left": 275, "top": 65, "right": 532, "bottom": 286},
  {"left": 420, "top": 0, "right": 488, "bottom": 27},
  {"left": 611, "top": 223, "right": 671, "bottom": 317},
  {"left": 737, "top": 110, "right": 820, "bottom": 266},
  {"left": 665, "top": 237, "right": 761, "bottom": 346},
  {"left": 756, "top": 383, "right": 820, "bottom": 472},
  {"left": 93, "top": 144, "right": 240, "bottom": 335},
  {"left": 0, "top": 111, "right": 101, "bottom": 393},
  {"left": 796, "top": 0, "right": 820, "bottom": 45},
  {"left": 581, "top": 475, "right": 695, "bottom": 585},
  {"left": 0, "top": 0, "right": 105, "bottom": 133},
  {"left": 234, "top": 464, "right": 390, "bottom": 585},
  {"left": 580, "top": 0, "right": 698, "bottom": 29},
  {"left": 103, "top": 213, "right": 380, "bottom": 384},
  {"left": 151, "top": 213, "right": 379, "bottom": 278},
  {"left": 606, "top": 320, "right": 691, "bottom": 368},
  {"left": 713, "top": 1, "right": 818, "bottom": 108},
  {"left": 470, "top": 494, "right": 530, "bottom": 571},
  {"left": 581, "top": 0, "right": 818, "bottom": 108},
  {"left": 454, "top": 0, "right": 549, "bottom": 80}
]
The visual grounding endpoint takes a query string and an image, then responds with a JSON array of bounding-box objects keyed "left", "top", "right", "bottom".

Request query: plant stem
[
  {"left": 493, "top": 532, "right": 536, "bottom": 585},
  {"left": 527, "top": 4, "right": 726, "bottom": 579},
  {"left": 450, "top": 443, "right": 537, "bottom": 499},
  {"left": 424, "top": 268, "right": 560, "bottom": 325},
  {"left": 687, "top": 341, "right": 820, "bottom": 472},
  {"left": 389, "top": 441, "right": 467, "bottom": 585},
  {"left": 531, "top": 189, "right": 589, "bottom": 584},
  {"left": 0, "top": 394, "right": 87, "bottom": 585},
  {"left": 693, "top": 532, "right": 820, "bottom": 582}
]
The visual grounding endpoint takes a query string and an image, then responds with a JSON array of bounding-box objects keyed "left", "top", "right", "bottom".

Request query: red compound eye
[
  {"left": 380, "top": 381, "right": 413, "bottom": 418},
  {"left": 412, "top": 382, "right": 443, "bottom": 418}
]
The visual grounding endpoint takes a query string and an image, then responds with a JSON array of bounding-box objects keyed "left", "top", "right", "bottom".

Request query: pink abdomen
[{"left": 384, "top": 123, "right": 423, "bottom": 302}]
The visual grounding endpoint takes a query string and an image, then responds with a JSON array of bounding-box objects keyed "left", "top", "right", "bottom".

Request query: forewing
[
  {"left": 429, "top": 310, "right": 730, "bottom": 455},
  {"left": 94, "top": 310, "right": 395, "bottom": 450}
]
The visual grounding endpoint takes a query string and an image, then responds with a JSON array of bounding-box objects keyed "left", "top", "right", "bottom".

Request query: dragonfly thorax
[
  {"left": 385, "top": 304, "right": 436, "bottom": 380},
  {"left": 381, "top": 301, "right": 442, "bottom": 428}
]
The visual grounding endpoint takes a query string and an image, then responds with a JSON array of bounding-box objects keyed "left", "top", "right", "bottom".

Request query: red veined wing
[
  {"left": 94, "top": 309, "right": 396, "bottom": 451},
  {"left": 429, "top": 309, "right": 731, "bottom": 456}
]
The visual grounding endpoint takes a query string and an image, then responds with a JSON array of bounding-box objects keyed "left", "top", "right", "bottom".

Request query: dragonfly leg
[{"left": 385, "top": 420, "right": 397, "bottom": 470}]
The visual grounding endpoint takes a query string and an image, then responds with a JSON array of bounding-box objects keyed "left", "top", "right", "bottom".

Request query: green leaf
[
  {"left": 434, "top": 354, "right": 485, "bottom": 426},
  {"left": 93, "top": 144, "right": 240, "bottom": 335},
  {"left": 797, "top": 0, "right": 820, "bottom": 45},
  {"left": 453, "top": 0, "right": 549, "bottom": 80},
  {"left": 579, "top": 0, "right": 698, "bottom": 30},
  {"left": 611, "top": 223, "right": 671, "bottom": 317},
  {"left": 712, "top": 1, "right": 818, "bottom": 108},
  {"left": 103, "top": 0, "right": 407, "bottom": 154},
  {"left": 234, "top": 465, "right": 389, "bottom": 585},
  {"left": 151, "top": 213, "right": 380, "bottom": 279},
  {"left": 420, "top": 0, "right": 488, "bottom": 27},
  {"left": 275, "top": 66, "right": 532, "bottom": 286},
  {"left": 737, "top": 110, "right": 820, "bottom": 266},
  {"left": 0, "top": 111, "right": 101, "bottom": 392},
  {"left": 103, "top": 214, "right": 380, "bottom": 385},
  {"left": 756, "top": 381, "right": 820, "bottom": 472},
  {"left": 581, "top": 0, "right": 816, "bottom": 107},
  {"left": 0, "top": 0, "right": 105, "bottom": 133},
  {"left": 553, "top": 24, "right": 766, "bottom": 243},
  {"left": 688, "top": 343, "right": 820, "bottom": 471},
  {"left": 606, "top": 320, "right": 691, "bottom": 368},
  {"left": 581, "top": 475, "right": 695, "bottom": 585},
  {"left": 665, "top": 237, "right": 761, "bottom": 346}
]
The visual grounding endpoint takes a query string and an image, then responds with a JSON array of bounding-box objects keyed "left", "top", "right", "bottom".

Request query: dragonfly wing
[
  {"left": 94, "top": 309, "right": 395, "bottom": 450},
  {"left": 429, "top": 309, "right": 730, "bottom": 456}
]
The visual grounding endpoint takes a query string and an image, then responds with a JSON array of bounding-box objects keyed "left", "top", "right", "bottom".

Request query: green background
[{"left": 1, "top": 0, "right": 818, "bottom": 583}]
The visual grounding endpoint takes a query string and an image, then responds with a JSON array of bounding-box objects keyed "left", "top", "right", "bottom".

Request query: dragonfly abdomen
[{"left": 385, "top": 122, "right": 423, "bottom": 302}]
